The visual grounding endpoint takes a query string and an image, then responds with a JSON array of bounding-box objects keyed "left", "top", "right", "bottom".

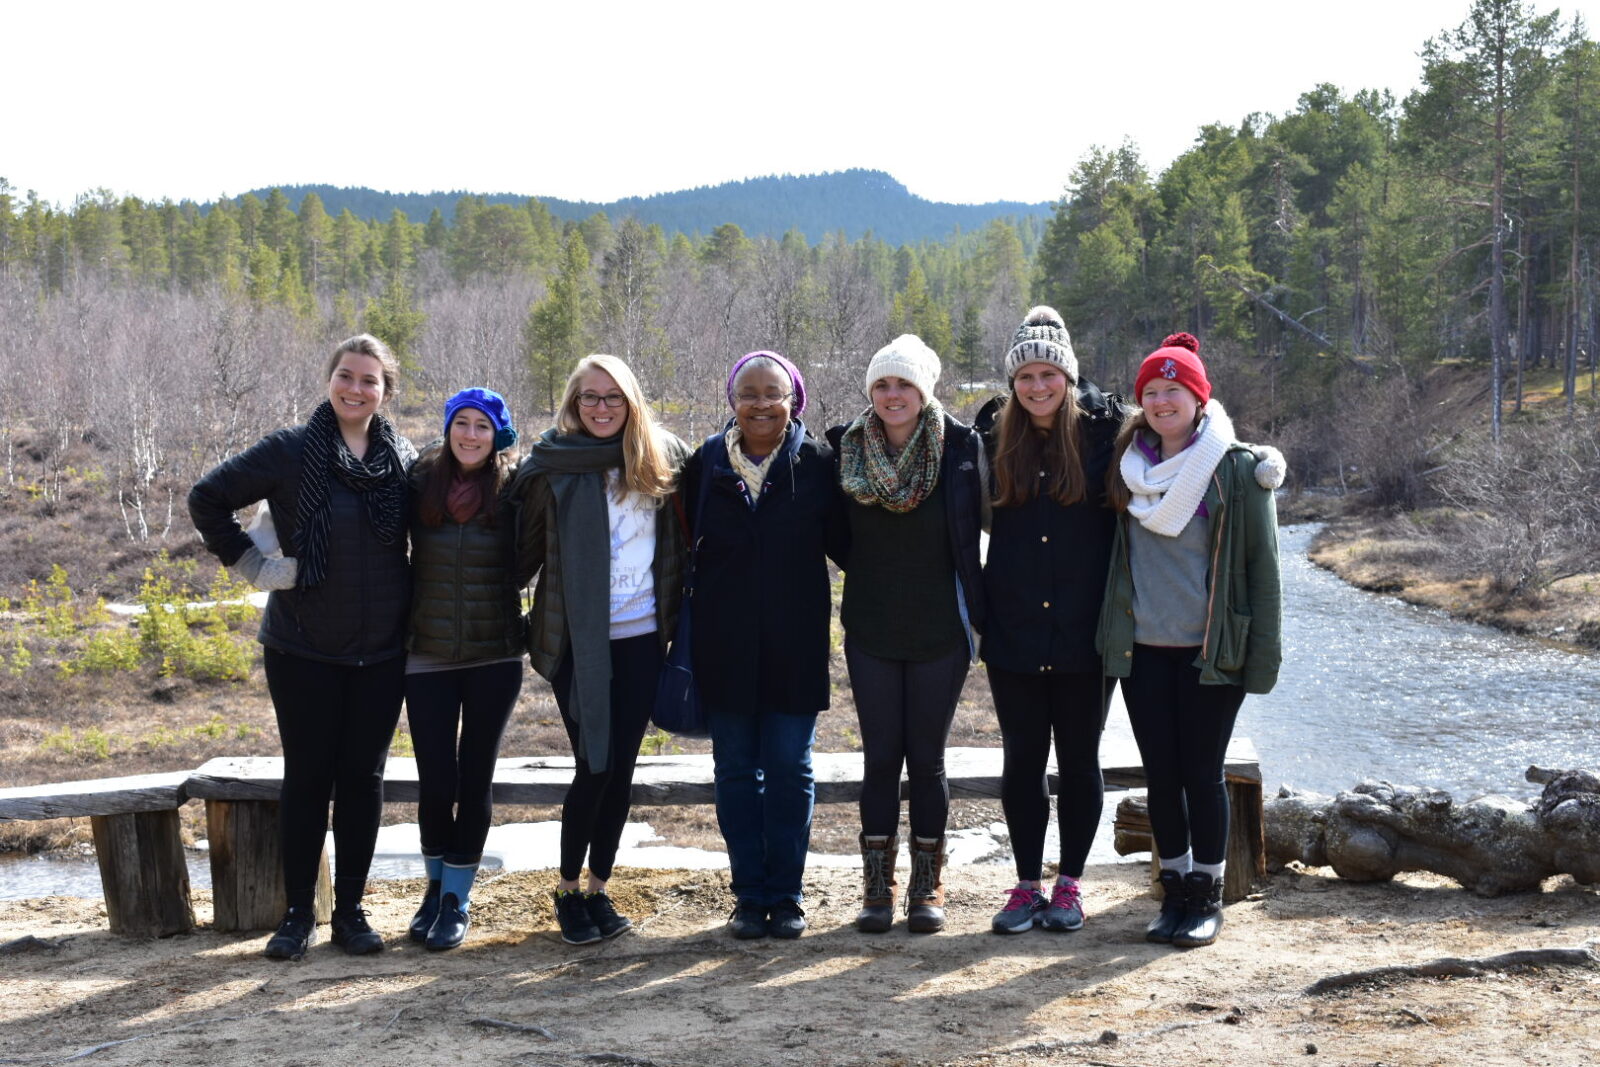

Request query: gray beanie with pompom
[{"left": 1003, "top": 306, "right": 1078, "bottom": 383}]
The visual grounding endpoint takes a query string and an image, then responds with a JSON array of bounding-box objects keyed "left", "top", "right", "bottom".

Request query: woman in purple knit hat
[{"left": 681, "top": 350, "right": 847, "bottom": 940}]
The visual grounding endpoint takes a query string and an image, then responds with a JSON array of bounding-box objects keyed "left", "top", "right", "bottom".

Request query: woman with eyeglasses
[
  {"left": 510, "top": 355, "right": 690, "bottom": 946},
  {"left": 685, "top": 351, "right": 847, "bottom": 940}
]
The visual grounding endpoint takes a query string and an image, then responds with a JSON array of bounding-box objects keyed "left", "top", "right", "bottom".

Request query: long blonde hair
[{"left": 556, "top": 354, "right": 676, "bottom": 502}]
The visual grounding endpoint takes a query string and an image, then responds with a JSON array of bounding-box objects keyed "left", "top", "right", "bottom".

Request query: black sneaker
[
  {"left": 584, "top": 890, "right": 633, "bottom": 939},
  {"left": 263, "top": 906, "right": 316, "bottom": 960},
  {"left": 330, "top": 907, "right": 384, "bottom": 955},
  {"left": 553, "top": 889, "right": 602, "bottom": 945},
  {"left": 727, "top": 899, "right": 768, "bottom": 940},
  {"left": 767, "top": 900, "right": 806, "bottom": 940}
]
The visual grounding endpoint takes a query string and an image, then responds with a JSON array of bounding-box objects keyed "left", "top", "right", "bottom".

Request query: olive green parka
[
  {"left": 513, "top": 433, "right": 691, "bottom": 683},
  {"left": 1097, "top": 445, "right": 1282, "bottom": 694}
]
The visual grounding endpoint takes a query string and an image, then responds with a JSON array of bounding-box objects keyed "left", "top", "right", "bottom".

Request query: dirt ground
[{"left": 2, "top": 863, "right": 1597, "bottom": 1067}]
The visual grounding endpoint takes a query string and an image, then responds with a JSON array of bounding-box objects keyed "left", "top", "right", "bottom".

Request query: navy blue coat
[{"left": 682, "top": 420, "right": 847, "bottom": 716}]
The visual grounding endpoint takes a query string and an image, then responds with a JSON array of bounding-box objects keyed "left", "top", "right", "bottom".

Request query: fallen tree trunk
[
  {"left": 1265, "top": 767, "right": 1600, "bottom": 896},
  {"left": 1306, "top": 945, "right": 1600, "bottom": 994}
]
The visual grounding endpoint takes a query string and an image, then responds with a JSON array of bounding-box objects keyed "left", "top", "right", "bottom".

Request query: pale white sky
[{"left": 6, "top": 0, "right": 1597, "bottom": 209}]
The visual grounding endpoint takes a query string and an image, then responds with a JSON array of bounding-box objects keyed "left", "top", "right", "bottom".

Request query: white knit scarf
[{"left": 1120, "top": 399, "right": 1235, "bottom": 537}]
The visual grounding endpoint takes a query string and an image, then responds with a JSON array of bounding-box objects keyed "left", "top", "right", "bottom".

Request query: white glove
[
  {"left": 231, "top": 545, "right": 299, "bottom": 591},
  {"left": 1252, "top": 445, "right": 1287, "bottom": 490}
]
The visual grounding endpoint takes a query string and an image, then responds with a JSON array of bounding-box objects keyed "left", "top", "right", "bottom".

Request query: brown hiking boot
[
  {"left": 856, "top": 833, "right": 897, "bottom": 933},
  {"left": 906, "top": 836, "right": 947, "bottom": 934}
]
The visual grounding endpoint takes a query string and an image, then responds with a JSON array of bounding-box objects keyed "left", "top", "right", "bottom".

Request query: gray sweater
[{"left": 1128, "top": 510, "right": 1211, "bottom": 647}]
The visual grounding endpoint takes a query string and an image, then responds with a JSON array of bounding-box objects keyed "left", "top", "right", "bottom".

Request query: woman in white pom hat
[{"left": 827, "top": 334, "right": 985, "bottom": 934}]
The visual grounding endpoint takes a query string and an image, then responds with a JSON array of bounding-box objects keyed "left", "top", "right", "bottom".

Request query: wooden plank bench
[
  {"left": 2, "top": 736, "right": 1262, "bottom": 936},
  {"left": 0, "top": 772, "right": 194, "bottom": 937},
  {"left": 189, "top": 735, "right": 1263, "bottom": 920}
]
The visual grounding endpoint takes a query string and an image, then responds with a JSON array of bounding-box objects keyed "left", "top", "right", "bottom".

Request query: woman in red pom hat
[{"left": 1100, "top": 332, "right": 1283, "bottom": 949}]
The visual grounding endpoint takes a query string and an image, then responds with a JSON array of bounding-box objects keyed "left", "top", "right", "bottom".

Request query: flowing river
[{"left": 4, "top": 523, "right": 1596, "bottom": 900}]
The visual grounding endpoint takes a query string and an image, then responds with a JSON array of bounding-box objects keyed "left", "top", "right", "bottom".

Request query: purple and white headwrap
[{"left": 726, "top": 350, "right": 807, "bottom": 416}]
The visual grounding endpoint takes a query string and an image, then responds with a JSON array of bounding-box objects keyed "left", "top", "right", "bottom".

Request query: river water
[{"left": 4, "top": 523, "right": 1596, "bottom": 900}]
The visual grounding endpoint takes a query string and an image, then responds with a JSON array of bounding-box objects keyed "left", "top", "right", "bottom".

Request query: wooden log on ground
[
  {"left": 89, "top": 810, "right": 193, "bottom": 937},
  {"left": 1113, "top": 789, "right": 1259, "bottom": 903},
  {"left": 1264, "top": 769, "right": 1600, "bottom": 896},
  {"left": 205, "top": 799, "right": 331, "bottom": 932}
]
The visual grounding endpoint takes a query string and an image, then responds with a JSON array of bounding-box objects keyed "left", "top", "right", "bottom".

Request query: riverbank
[
  {"left": 3, "top": 863, "right": 1597, "bottom": 1067},
  {"left": 1304, "top": 507, "right": 1600, "bottom": 651}
]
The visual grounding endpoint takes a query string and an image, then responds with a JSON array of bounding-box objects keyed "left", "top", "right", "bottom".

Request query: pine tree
[
  {"left": 524, "top": 231, "right": 595, "bottom": 413},
  {"left": 364, "top": 276, "right": 427, "bottom": 376}
]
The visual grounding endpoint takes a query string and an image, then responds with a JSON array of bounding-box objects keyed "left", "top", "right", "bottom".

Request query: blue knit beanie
[{"left": 443, "top": 387, "right": 518, "bottom": 451}]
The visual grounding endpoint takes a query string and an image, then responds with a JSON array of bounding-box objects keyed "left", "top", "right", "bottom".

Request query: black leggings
[
  {"left": 262, "top": 648, "right": 406, "bottom": 912},
  {"left": 404, "top": 660, "right": 523, "bottom": 865},
  {"left": 988, "top": 666, "right": 1112, "bottom": 881},
  {"left": 1121, "top": 644, "right": 1246, "bottom": 866},
  {"left": 554, "top": 633, "right": 661, "bottom": 882},
  {"left": 845, "top": 639, "right": 969, "bottom": 839}
]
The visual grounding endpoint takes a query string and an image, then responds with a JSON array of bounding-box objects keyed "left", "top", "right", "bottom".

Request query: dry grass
[{"left": 1310, "top": 512, "right": 1600, "bottom": 647}]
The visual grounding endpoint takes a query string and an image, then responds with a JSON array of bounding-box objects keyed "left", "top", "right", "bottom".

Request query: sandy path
[{"left": 2, "top": 863, "right": 1598, "bottom": 1066}]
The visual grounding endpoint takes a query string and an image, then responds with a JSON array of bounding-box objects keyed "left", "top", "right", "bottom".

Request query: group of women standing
[{"left": 187, "top": 302, "right": 1281, "bottom": 959}]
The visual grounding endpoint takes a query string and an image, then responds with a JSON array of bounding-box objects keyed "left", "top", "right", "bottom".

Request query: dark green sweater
[{"left": 840, "top": 477, "right": 965, "bottom": 662}]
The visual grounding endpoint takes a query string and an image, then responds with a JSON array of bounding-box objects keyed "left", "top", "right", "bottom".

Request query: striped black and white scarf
[{"left": 292, "top": 400, "right": 406, "bottom": 588}]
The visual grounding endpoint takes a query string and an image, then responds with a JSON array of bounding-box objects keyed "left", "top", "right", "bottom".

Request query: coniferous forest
[{"left": 0, "top": 0, "right": 1596, "bottom": 602}]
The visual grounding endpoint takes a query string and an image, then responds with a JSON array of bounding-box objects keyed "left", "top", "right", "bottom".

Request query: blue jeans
[{"left": 707, "top": 708, "right": 818, "bottom": 906}]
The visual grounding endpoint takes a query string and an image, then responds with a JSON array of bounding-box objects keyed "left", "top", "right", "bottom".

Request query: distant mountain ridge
[{"left": 235, "top": 170, "right": 1052, "bottom": 246}]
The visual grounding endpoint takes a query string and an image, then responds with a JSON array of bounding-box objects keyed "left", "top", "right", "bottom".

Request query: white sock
[
  {"left": 1159, "top": 851, "right": 1193, "bottom": 875},
  {"left": 1193, "top": 859, "right": 1225, "bottom": 881}
]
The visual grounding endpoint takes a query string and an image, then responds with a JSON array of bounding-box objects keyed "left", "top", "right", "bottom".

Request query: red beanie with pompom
[{"left": 1133, "top": 332, "right": 1211, "bottom": 406}]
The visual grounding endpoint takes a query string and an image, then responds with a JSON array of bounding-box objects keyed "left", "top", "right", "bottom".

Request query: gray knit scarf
[{"left": 521, "top": 427, "right": 627, "bottom": 773}]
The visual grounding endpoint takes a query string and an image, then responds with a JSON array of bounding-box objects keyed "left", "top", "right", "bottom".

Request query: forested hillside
[
  {"left": 0, "top": 0, "right": 1594, "bottom": 604},
  {"left": 238, "top": 170, "right": 1050, "bottom": 248}
]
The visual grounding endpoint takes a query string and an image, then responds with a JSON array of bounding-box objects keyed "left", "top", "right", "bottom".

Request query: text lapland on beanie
[{"left": 1004, "top": 306, "right": 1079, "bottom": 383}]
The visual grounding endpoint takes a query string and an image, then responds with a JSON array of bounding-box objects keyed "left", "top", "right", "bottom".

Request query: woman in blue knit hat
[{"left": 403, "top": 387, "right": 526, "bottom": 950}]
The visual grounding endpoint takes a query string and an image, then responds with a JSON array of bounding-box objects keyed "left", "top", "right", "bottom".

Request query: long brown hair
[
  {"left": 415, "top": 441, "right": 515, "bottom": 527},
  {"left": 556, "top": 354, "right": 677, "bottom": 504},
  {"left": 990, "top": 392, "right": 1086, "bottom": 507},
  {"left": 1104, "top": 411, "right": 1151, "bottom": 512}
]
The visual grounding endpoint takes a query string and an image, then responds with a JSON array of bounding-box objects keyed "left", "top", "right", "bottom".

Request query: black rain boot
[
  {"left": 1145, "top": 869, "right": 1187, "bottom": 944},
  {"left": 1171, "top": 871, "right": 1224, "bottom": 948},
  {"left": 408, "top": 880, "right": 441, "bottom": 943}
]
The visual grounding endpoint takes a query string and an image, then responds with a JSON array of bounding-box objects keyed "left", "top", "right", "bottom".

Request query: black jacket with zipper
[{"left": 188, "top": 425, "right": 417, "bottom": 666}]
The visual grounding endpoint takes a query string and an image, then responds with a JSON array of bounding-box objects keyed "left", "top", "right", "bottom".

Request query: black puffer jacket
[
  {"left": 975, "top": 379, "right": 1127, "bottom": 676},
  {"left": 683, "top": 421, "right": 847, "bottom": 716},
  {"left": 406, "top": 455, "right": 524, "bottom": 662},
  {"left": 188, "top": 425, "right": 417, "bottom": 666}
]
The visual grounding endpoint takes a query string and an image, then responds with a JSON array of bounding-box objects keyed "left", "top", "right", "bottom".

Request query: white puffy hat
[{"left": 864, "top": 334, "right": 941, "bottom": 401}]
